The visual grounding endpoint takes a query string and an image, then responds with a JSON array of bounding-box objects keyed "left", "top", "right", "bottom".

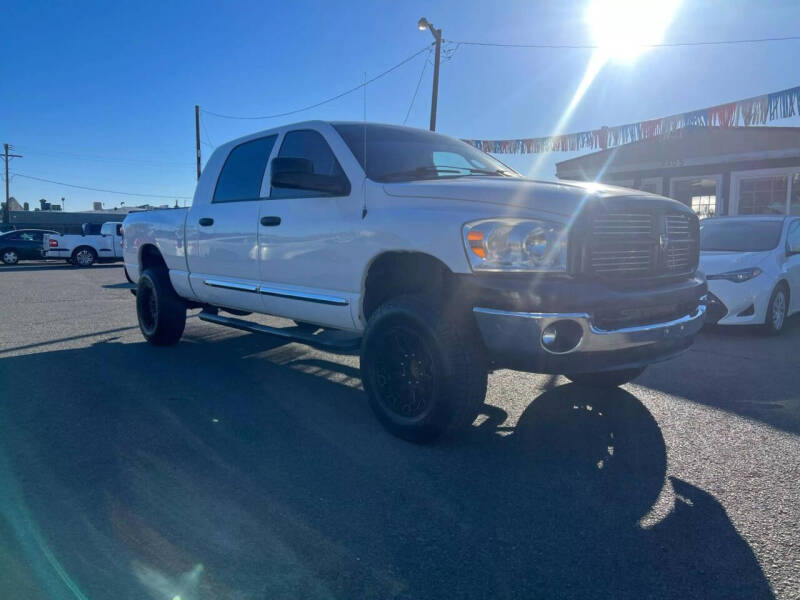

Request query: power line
[
  {"left": 12, "top": 173, "right": 192, "bottom": 200},
  {"left": 403, "top": 48, "right": 433, "bottom": 125},
  {"left": 200, "top": 117, "right": 215, "bottom": 148},
  {"left": 15, "top": 146, "right": 195, "bottom": 167},
  {"left": 202, "top": 43, "right": 434, "bottom": 120},
  {"left": 450, "top": 34, "right": 800, "bottom": 50}
]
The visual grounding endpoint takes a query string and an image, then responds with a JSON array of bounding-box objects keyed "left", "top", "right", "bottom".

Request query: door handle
[
  {"left": 198, "top": 217, "right": 214, "bottom": 227},
  {"left": 260, "top": 216, "right": 281, "bottom": 227}
]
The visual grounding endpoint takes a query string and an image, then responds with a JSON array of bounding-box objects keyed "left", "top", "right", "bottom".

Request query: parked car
[
  {"left": 44, "top": 222, "right": 124, "bottom": 267},
  {"left": 700, "top": 215, "right": 800, "bottom": 334},
  {"left": 122, "top": 121, "right": 706, "bottom": 442},
  {"left": 0, "top": 228, "right": 59, "bottom": 264}
]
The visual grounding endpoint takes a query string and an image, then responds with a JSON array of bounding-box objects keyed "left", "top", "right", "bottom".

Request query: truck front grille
[
  {"left": 590, "top": 213, "right": 655, "bottom": 277},
  {"left": 582, "top": 205, "right": 698, "bottom": 281},
  {"left": 664, "top": 214, "right": 696, "bottom": 273}
]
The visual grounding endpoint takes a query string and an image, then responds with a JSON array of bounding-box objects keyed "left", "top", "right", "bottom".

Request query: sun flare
[{"left": 585, "top": 0, "right": 682, "bottom": 62}]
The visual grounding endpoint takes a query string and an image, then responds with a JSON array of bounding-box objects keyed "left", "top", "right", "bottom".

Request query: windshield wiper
[{"left": 380, "top": 165, "right": 511, "bottom": 182}]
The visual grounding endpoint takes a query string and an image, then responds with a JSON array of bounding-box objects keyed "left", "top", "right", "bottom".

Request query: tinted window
[
  {"left": 788, "top": 220, "right": 800, "bottom": 247},
  {"left": 333, "top": 123, "right": 517, "bottom": 182},
  {"left": 272, "top": 130, "right": 348, "bottom": 199},
  {"left": 214, "top": 135, "right": 277, "bottom": 203},
  {"left": 700, "top": 220, "right": 783, "bottom": 252}
]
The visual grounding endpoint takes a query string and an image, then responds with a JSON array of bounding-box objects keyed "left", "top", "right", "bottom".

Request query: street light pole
[
  {"left": 195, "top": 105, "right": 202, "bottom": 180},
  {"left": 418, "top": 18, "right": 442, "bottom": 131}
]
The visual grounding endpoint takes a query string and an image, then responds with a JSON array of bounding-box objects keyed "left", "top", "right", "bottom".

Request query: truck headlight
[
  {"left": 463, "top": 218, "right": 567, "bottom": 272},
  {"left": 707, "top": 267, "right": 762, "bottom": 283}
]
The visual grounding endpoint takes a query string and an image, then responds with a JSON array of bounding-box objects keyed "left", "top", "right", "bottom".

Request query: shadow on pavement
[
  {"left": 637, "top": 314, "right": 800, "bottom": 435},
  {"left": 0, "top": 333, "right": 773, "bottom": 600},
  {"left": 0, "top": 263, "right": 121, "bottom": 273}
]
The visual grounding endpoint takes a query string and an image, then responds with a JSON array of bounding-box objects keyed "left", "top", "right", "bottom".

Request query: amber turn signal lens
[{"left": 467, "top": 231, "right": 486, "bottom": 258}]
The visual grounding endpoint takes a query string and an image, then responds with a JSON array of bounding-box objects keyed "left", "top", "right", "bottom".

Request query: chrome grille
[
  {"left": 664, "top": 214, "right": 695, "bottom": 273},
  {"left": 589, "top": 213, "right": 654, "bottom": 278},
  {"left": 584, "top": 209, "right": 697, "bottom": 280},
  {"left": 592, "top": 213, "right": 654, "bottom": 236}
]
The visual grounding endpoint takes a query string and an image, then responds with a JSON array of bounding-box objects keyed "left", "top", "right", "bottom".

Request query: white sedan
[{"left": 700, "top": 216, "right": 800, "bottom": 334}]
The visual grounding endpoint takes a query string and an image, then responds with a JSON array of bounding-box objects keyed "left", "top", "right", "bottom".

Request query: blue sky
[{"left": 2, "top": 0, "right": 799, "bottom": 211}]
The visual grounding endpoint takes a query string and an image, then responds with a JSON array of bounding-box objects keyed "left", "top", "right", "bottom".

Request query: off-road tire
[
  {"left": 360, "top": 294, "right": 487, "bottom": 443},
  {"left": 136, "top": 266, "right": 187, "bottom": 346}
]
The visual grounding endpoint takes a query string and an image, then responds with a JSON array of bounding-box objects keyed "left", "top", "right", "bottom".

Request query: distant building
[
  {"left": 556, "top": 126, "right": 800, "bottom": 217},
  {"left": 7, "top": 210, "right": 126, "bottom": 234},
  {"left": 1, "top": 197, "right": 23, "bottom": 212}
]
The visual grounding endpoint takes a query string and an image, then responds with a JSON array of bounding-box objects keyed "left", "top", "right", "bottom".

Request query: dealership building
[{"left": 556, "top": 126, "right": 800, "bottom": 218}]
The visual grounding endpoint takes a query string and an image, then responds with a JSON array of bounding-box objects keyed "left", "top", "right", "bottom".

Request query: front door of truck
[
  {"left": 256, "top": 128, "right": 361, "bottom": 330},
  {"left": 186, "top": 135, "right": 277, "bottom": 312}
]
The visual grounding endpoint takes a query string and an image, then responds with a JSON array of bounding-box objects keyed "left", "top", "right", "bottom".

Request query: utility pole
[
  {"left": 3, "top": 143, "right": 22, "bottom": 225},
  {"left": 418, "top": 18, "right": 442, "bottom": 131},
  {"left": 195, "top": 105, "right": 202, "bottom": 180}
]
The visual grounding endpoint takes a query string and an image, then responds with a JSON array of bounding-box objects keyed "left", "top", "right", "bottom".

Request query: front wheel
[
  {"left": 1, "top": 249, "right": 19, "bottom": 265},
  {"left": 565, "top": 366, "right": 646, "bottom": 388},
  {"left": 360, "top": 294, "right": 487, "bottom": 443},
  {"left": 136, "top": 267, "right": 187, "bottom": 345},
  {"left": 762, "top": 284, "right": 788, "bottom": 335}
]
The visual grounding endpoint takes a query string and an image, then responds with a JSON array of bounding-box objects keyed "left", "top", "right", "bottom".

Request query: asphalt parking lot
[{"left": 1, "top": 262, "right": 799, "bottom": 599}]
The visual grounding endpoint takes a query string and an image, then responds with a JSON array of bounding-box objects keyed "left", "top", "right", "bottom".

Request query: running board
[{"left": 198, "top": 311, "right": 361, "bottom": 353}]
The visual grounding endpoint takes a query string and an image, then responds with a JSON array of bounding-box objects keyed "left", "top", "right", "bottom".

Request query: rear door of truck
[{"left": 185, "top": 134, "right": 278, "bottom": 313}]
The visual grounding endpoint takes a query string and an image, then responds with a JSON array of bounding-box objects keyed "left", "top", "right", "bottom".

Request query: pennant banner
[{"left": 464, "top": 85, "right": 800, "bottom": 154}]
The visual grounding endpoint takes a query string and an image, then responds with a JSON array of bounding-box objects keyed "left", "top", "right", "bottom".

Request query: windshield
[
  {"left": 333, "top": 123, "right": 519, "bottom": 182},
  {"left": 700, "top": 220, "right": 783, "bottom": 251}
]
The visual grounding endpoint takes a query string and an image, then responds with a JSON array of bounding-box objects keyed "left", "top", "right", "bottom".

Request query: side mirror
[{"left": 270, "top": 157, "right": 350, "bottom": 196}]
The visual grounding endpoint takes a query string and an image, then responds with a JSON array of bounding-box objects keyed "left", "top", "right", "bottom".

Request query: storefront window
[
  {"left": 691, "top": 195, "right": 717, "bottom": 218},
  {"left": 671, "top": 177, "right": 719, "bottom": 216},
  {"left": 738, "top": 175, "right": 787, "bottom": 215}
]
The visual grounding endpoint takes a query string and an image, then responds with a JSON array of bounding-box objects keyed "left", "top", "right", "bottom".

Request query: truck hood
[
  {"left": 382, "top": 177, "right": 649, "bottom": 217},
  {"left": 699, "top": 250, "right": 772, "bottom": 275}
]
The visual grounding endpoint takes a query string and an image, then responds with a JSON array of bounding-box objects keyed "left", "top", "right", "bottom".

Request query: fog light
[{"left": 541, "top": 320, "right": 583, "bottom": 354}]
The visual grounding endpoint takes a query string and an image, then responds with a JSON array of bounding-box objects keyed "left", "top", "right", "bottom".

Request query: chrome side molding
[
  {"left": 203, "top": 279, "right": 259, "bottom": 293},
  {"left": 258, "top": 286, "right": 348, "bottom": 306},
  {"left": 202, "top": 279, "right": 348, "bottom": 306}
]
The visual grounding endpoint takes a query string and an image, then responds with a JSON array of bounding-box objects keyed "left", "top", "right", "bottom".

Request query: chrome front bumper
[{"left": 473, "top": 304, "right": 706, "bottom": 374}]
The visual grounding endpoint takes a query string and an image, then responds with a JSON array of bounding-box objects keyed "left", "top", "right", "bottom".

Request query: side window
[
  {"left": 19, "top": 232, "right": 35, "bottom": 242},
  {"left": 271, "top": 130, "right": 349, "bottom": 199},
  {"left": 213, "top": 135, "right": 277, "bottom": 203},
  {"left": 788, "top": 220, "right": 800, "bottom": 249}
]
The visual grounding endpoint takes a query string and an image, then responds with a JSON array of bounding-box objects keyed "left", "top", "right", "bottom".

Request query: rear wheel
[
  {"left": 762, "top": 283, "right": 788, "bottom": 335},
  {"left": 136, "top": 267, "right": 187, "bottom": 345},
  {"left": 1, "top": 249, "right": 19, "bottom": 265},
  {"left": 72, "top": 247, "right": 97, "bottom": 267},
  {"left": 565, "top": 366, "right": 646, "bottom": 388},
  {"left": 360, "top": 294, "right": 487, "bottom": 443}
]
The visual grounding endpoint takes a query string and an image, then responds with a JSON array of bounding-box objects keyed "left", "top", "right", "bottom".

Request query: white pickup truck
[
  {"left": 44, "top": 221, "right": 124, "bottom": 266},
  {"left": 122, "top": 121, "right": 706, "bottom": 442}
]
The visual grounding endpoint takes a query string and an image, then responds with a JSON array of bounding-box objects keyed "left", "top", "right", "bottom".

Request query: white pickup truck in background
[
  {"left": 122, "top": 121, "right": 706, "bottom": 442},
  {"left": 44, "top": 222, "right": 124, "bottom": 267}
]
